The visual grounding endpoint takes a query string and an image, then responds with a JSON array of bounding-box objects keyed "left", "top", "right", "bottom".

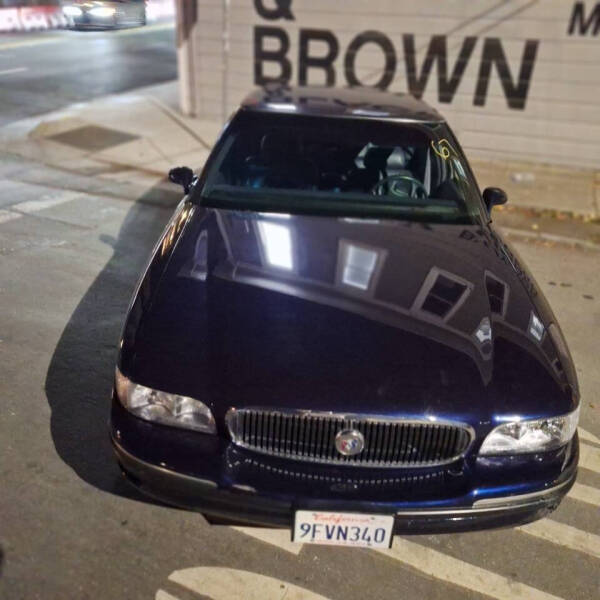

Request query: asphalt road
[
  {"left": 0, "top": 153, "right": 599, "bottom": 599},
  {"left": 0, "top": 22, "right": 176, "bottom": 126}
]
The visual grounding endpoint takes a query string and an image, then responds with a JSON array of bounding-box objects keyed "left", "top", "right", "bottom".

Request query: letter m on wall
[{"left": 568, "top": 2, "right": 600, "bottom": 35}]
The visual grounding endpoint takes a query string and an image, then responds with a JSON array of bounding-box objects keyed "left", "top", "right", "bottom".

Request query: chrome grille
[{"left": 226, "top": 409, "right": 473, "bottom": 468}]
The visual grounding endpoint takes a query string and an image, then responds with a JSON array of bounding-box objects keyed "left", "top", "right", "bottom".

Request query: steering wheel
[{"left": 371, "top": 175, "right": 428, "bottom": 200}]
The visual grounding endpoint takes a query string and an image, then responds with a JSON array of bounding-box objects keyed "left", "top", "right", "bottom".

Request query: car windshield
[{"left": 199, "top": 111, "right": 482, "bottom": 224}]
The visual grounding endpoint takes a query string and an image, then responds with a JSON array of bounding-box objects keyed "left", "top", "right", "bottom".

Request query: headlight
[
  {"left": 63, "top": 6, "right": 83, "bottom": 16},
  {"left": 479, "top": 407, "right": 579, "bottom": 455},
  {"left": 89, "top": 6, "right": 116, "bottom": 17},
  {"left": 115, "top": 368, "right": 216, "bottom": 434}
]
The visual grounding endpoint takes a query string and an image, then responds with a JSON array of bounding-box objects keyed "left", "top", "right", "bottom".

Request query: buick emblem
[{"left": 335, "top": 429, "right": 365, "bottom": 456}]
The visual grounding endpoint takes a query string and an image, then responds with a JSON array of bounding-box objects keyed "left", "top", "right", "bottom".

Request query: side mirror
[
  {"left": 482, "top": 187, "right": 507, "bottom": 212},
  {"left": 168, "top": 166, "right": 195, "bottom": 194}
]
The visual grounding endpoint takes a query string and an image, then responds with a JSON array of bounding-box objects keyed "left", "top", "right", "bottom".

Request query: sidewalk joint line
[{"left": 147, "top": 96, "right": 212, "bottom": 151}]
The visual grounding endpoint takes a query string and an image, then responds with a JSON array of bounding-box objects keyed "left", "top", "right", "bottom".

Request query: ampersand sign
[{"left": 254, "top": 0, "right": 295, "bottom": 21}]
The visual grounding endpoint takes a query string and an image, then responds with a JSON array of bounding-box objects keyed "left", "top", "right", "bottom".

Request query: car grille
[
  {"left": 234, "top": 456, "right": 447, "bottom": 489},
  {"left": 226, "top": 409, "right": 473, "bottom": 468}
]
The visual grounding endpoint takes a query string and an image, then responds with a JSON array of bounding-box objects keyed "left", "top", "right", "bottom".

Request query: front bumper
[
  {"left": 110, "top": 399, "right": 578, "bottom": 534},
  {"left": 113, "top": 436, "right": 575, "bottom": 533}
]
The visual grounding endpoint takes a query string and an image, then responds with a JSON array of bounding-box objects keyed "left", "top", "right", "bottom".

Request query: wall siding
[{"left": 180, "top": 0, "right": 600, "bottom": 169}]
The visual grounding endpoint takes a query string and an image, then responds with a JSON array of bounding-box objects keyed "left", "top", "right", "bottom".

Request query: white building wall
[{"left": 177, "top": 0, "right": 600, "bottom": 169}]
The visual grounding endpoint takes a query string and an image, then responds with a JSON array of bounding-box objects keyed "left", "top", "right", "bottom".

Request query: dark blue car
[{"left": 110, "top": 86, "right": 579, "bottom": 545}]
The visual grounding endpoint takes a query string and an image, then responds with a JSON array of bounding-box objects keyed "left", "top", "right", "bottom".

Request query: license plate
[{"left": 293, "top": 511, "right": 394, "bottom": 548}]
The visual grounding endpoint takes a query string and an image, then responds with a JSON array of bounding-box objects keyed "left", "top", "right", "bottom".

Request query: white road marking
[
  {"left": 11, "top": 191, "right": 81, "bottom": 214},
  {"left": 232, "top": 526, "right": 302, "bottom": 555},
  {"left": 0, "top": 67, "right": 27, "bottom": 76},
  {"left": 155, "top": 592, "right": 178, "bottom": 600},
  {"left": 0, "top": 35, "right": 64, "bottom": 51},
  {"left": 579, "top": 427, "right": 600, "bottom": 445},
  {"left": 0, "top": 191, "right": 83, "bottom": 225},
  {"left": 579, "top": 443, "right": 600, "bottom": 474},
  {"left": 0, "top": 22, "right": 173, "bottom": 51},
  {"left": 518, "top": 519, "right": 600, "bottom": 560},
  {"left": 376, "top": 538, "right": 564, "bottom": 600},
  {"left": 231, "top": 526, "right": 564, "bottom": 600},
  {"left": 161, "top": 567, "right": 331, "bottom": 600},
  {"left": 568, "top": 483, "right": 600, "bottom": 507},
  {"left": 0, "top": 209, "right": 21, "bottom": 224}
]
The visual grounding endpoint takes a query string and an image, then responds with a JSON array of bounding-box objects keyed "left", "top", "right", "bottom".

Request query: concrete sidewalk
[
  {"left": 472, "top": 159, "right": 599, "bottom": 220},
  {"left": 1, "top": 80, "right": 598, "bottom": 218},
  {"left": 0, "top": 81, "right": 222, "bottom": 196}
]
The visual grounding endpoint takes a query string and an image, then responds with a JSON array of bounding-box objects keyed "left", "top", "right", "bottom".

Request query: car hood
[{"left": 124, "top": 206, "right": 577, "bottom": 426}]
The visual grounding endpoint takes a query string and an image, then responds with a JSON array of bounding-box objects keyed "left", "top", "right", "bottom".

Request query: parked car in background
[
  {"left": 63, "top": 0, "right": 145, "bottom": 29},
  {"left": 110, "top": 85, "right": 579, "bottom": 546}
]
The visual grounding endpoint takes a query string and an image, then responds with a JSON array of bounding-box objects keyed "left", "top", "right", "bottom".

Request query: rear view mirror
[
  {"left": 169, "top": 166, "right": 195, "bottom": 194},
  {"left": 482, "top": 187, "right": 507, "bottom": 213}
]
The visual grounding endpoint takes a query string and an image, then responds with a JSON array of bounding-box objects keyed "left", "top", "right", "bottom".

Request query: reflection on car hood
[{"left": 126, "top": 207, "right": 577, "bottom": 425}]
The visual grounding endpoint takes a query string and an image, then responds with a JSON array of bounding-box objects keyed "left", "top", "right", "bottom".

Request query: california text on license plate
[{"left": 293, "top": 511, "right": 394, "bottom": 548}]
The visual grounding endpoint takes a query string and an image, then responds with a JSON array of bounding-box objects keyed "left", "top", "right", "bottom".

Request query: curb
[
  {"left": 494, "top": 204, "right": 599, "bottom": 224},
  {"left": 501, "top": 227, "right": 600, "bottom": 252}
]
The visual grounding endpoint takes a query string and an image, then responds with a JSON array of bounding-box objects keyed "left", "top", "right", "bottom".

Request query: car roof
[{"left": 241, "top": 84, "right": 444, "bottom": 123}]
